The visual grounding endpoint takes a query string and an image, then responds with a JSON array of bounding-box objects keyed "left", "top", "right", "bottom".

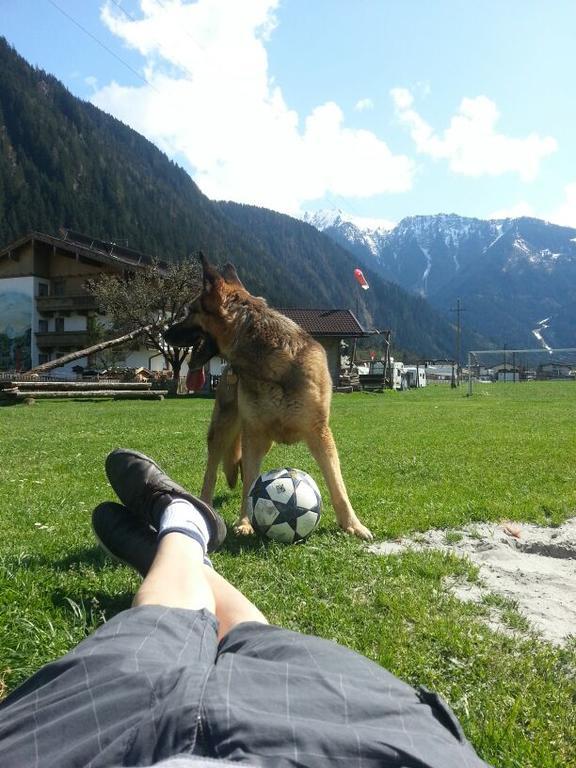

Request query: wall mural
[{"left": 0, "top": 285, "right": 33, "bottom": 371}]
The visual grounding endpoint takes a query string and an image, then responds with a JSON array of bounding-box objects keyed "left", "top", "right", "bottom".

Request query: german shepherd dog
[{"left": 164, "top": 254, "right": 373, "bottom": 541}]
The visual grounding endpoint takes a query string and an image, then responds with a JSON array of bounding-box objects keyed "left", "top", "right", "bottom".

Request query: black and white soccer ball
[{"left": 247, "top": 468, "right": 322, "bottom": 544}]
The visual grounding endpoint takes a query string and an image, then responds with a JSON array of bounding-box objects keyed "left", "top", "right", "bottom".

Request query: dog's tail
[{"left": 223, "top": 433, "right": 242, "bottom": 489}]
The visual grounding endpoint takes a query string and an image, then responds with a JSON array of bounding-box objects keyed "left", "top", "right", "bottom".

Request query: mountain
[
  {"left": 216, "top": 202, "right": 488, "bottom": 357},
  {"left": 308, "top": 211, "right": 576, "bottom": 349},
  {"left": 0, "top": 36, "right": 480, "bottom": 359}
]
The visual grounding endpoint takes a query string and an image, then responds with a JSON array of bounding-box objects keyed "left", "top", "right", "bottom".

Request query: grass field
[{"left": 1, "top": 381, "right": 575, "bottom": 767}]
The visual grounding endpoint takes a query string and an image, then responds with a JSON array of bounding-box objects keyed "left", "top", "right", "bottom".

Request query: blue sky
[{"left": 2, "top": 0, "right": 576, "bottom": 229}]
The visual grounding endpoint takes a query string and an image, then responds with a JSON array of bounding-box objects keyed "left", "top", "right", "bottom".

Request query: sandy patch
[{"left": 370, "top": 519, "right": 576, "bottom": 645}]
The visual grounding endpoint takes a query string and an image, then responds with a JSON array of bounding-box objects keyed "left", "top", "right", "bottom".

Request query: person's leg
[
  {"left": 132, "top": 531, "right": 216, "bottom": 612},
  {"left": 100, "top": 446, "right": 271, "bottom": 635},
  {"left": 131, "top": 530, "right": 268, "bottom": 637},
  {"left": 0, "top": 526, "right": 221, "bottom": 768},
  {"left": 203, "top": 565, "right": 268, "bottom": 637},
  {"left": 203, "top": 623, "right": 493, "bottom": 768},
  {"left": 95, "top": 501, "right": 268, "bottom": 636}
]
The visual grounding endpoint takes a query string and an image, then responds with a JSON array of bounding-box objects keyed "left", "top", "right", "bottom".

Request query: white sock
[{"left": 158, "top": 499, "right": 210, "bottom": 553}]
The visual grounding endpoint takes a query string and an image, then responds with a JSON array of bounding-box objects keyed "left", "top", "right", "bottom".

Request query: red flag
[{"left": 354, "top": 268, "right": 369, "bottom": 290}]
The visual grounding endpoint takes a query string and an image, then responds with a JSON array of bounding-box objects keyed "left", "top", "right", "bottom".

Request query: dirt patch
[{"left": 370, "top": 518, "right": 576, "bottom": 645}]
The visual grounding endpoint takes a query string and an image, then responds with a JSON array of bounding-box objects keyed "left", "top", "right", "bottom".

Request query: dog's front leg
[
  {"left": 306, "top": 425, "right": 373, "bottom": 541},
  {"left": 200, "top": 371, "right": 241, "bottom": 504},
  {"left": 234, "top": 427, "right": 272, "bottom": 535}
]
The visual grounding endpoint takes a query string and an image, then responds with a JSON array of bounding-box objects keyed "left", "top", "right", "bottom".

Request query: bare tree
[{"left": 86, "top": 259, "right": 201, "bottom": 380}]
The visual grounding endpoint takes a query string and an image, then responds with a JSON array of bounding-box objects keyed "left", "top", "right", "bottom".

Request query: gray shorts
[{"left": 0, "top": 606, "right": 491, "bottom": 767}]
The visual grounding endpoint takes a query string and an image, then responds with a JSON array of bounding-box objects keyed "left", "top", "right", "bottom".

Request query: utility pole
[{"left": 449, "top": 298, "right": 466, "bottom": 386}]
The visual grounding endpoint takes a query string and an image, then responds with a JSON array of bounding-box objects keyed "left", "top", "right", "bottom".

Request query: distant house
[
  {"left": 426, "top": 364, "right": 454, "bottom": 382},
  {"left": 0, "top": 230, "right": 165, "bottom": 375},
  {"left": 536, "top": 362, "right": 574, "bottom": 380},
  {"left": 488, "top": 363, "right": 522, "bottom": 382}
]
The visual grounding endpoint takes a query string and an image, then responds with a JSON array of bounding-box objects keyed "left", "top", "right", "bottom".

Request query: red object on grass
[{"left": 186, "top": 368, "right": 206, "bottom": 392}]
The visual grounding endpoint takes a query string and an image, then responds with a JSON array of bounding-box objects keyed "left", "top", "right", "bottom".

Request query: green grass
[{"left": 1, "top": 381, "right": 575, "bottom": 766}]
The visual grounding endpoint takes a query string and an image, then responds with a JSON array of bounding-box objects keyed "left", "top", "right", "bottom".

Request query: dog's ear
[
  {"left": 220, "top": 262, "right": 245, "bottom": 289},
  {"left": 198, "top": 251, "right": 221, "bottom": 292}
]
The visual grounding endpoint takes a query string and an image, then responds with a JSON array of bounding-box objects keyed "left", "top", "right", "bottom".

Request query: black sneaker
[
  {"left": 105, "top": 448, "right": 227, "bottom": 553},
  {"left": 92, "top": 502, "right": 156, "bottom": 577}
]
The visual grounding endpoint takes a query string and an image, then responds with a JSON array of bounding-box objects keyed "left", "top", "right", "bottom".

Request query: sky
[{"left": 2, "top": 0, "right": 576, "bottom": 229}]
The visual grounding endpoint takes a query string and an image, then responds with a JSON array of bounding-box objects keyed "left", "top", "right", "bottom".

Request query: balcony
[
  {"left": 36, "top": 294, "right": 98, "bottom": 313},
  {"left": 35, "top": 331, "right": 90, "bottom": 348}
]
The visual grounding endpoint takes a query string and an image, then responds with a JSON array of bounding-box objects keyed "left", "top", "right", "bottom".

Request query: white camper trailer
[
  {"left": 404, "top": 365, "right": 427, "bottom": 388},
  {"left": 390, "top": 360, "right": 408, "bottom": 391}
]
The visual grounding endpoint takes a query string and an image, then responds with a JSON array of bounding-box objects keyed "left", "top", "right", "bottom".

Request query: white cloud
[
  {"left": 354, "top": 98, "right": 374, "bottom": 112},
  {"left": 84, "top": 75, "right": 99, "bottom": 91},
  {"left": 546, "top": 182, "right": 576, "bottom": 228},
  {"left": 92, "top": 0, "right": 413, "bottom": 215},
  {"left": 489, "top": 202, "right": 536, "bottom": 220},
  {"left": 391, "top": 88, "right": 557, "bottom": 181},
  {"left": 489, "top": 184, "right": 576, "bottom": 228}
]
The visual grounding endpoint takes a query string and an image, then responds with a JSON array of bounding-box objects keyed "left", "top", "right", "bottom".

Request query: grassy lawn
[{"left": 1, "top": 381, "right": 575, "bottom": 767}]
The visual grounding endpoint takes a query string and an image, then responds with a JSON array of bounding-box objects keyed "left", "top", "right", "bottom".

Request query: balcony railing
[
  {"left": 36, "top": 294, "right": 98, "bottom": 312},
  {"left": 35, "top": 331, "right": 90, "bottom": 348}
]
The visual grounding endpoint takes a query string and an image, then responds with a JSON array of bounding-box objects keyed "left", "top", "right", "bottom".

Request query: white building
[{"left": 0, "top": 230, "right": 166, "bottom": 376}]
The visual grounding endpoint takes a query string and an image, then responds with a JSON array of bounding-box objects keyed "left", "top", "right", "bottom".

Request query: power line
[{"left": 45, "top": 0, "right": 158, "bottom": 92}]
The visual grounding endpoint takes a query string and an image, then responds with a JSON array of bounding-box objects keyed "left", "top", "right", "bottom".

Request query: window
[
  {"left": 38, "top": 319, "right": 49, "bottom": 333},
  {"left": 38, "top": 353, "right": 49, "bottom": 365},
  {"left": 52, "top": 280, "right": 65, "bottom": 296},
  {"left": 38, "top": 283, "right": 49, "bottom": 297},
  {"left": 55, "top": 317, "right": 65, "bottom": 332}
]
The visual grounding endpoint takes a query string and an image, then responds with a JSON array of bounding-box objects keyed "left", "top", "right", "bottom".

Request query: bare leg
[
  {"left": 133, "top": 533, "right": 215, "bottom": 612},
  {"left": 203, "top": 566, "right": 268, "bottom": 639},
  {"left": 133, "top": 532, "right": 267, "bottom": 639},
  {"left": 306, "top": 425, "right": 373, "bottom": 541}
]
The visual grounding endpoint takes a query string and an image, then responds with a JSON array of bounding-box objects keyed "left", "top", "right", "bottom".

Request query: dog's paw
[
  {"left": 233, "top": 519, "right": 254, "bottom": 536},
  {"left": 345, "top": 522, "right": 374, "bottom": 541}
]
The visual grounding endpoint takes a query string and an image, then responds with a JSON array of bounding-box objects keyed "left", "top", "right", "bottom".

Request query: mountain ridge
[{"left": 306, "top": 210, "right": 576, "bottom": 349}]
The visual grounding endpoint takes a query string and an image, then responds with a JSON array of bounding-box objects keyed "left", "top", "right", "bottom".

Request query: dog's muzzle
[{"left": 163, "top": 324, "right": 220, "bottom": 371}]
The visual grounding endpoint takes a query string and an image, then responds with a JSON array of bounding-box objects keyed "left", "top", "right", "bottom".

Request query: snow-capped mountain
[
  {"left": 305, "top": 210, "right": 576, "bottom": 348},
  {"left": 302, "top": 209, "right": 393, "bottom": 259}
]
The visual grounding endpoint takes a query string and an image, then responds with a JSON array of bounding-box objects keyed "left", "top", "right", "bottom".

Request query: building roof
[
  {"left": 278, "top": 308, "right": 369, "bottom": 337},
  {"left": 0, "top": 230, "right": 166, "bottom": 271}
]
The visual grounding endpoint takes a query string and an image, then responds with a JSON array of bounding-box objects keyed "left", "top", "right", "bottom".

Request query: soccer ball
[{"left": 247, "top": 468, "right": 322, "bottom": 544}]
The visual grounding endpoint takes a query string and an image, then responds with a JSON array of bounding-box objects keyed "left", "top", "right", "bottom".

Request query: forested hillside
[{"left": 0, "top": 37, "right": 486, "bottom": 358}]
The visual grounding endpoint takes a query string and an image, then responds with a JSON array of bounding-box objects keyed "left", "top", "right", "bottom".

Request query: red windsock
[{"left": 354, "top": 268, "right": 369, "bottom": 290}]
